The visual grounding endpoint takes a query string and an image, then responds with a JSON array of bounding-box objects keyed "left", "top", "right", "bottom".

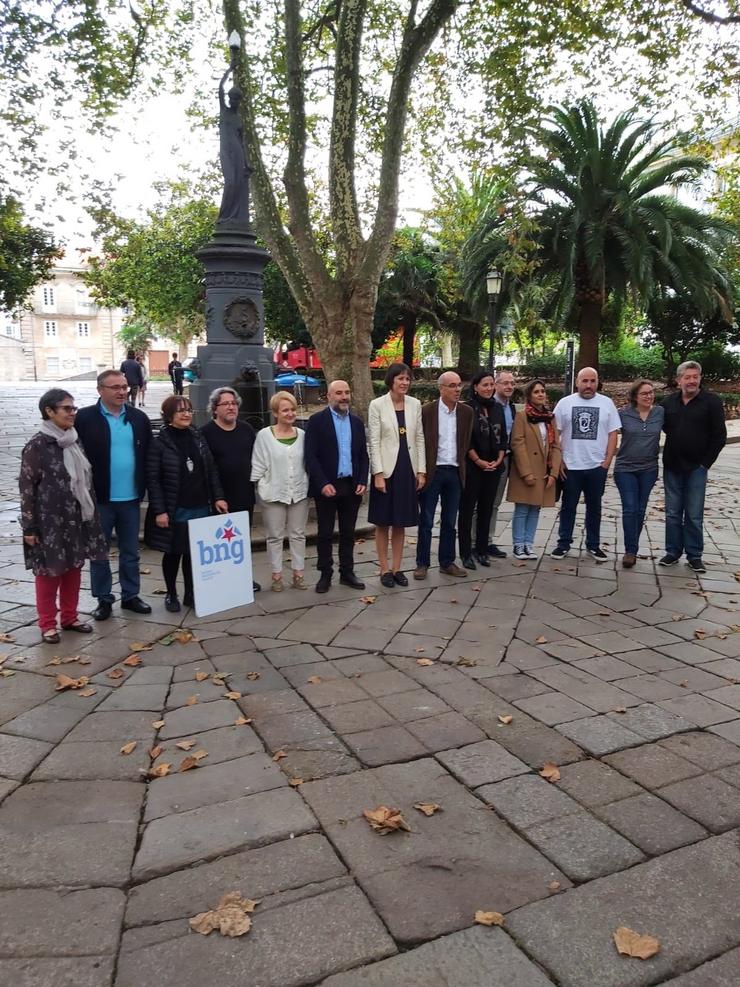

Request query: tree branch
[
  {"left": 680, "top": 0, "right": 740, "bottom": 24},
  {"left": 329, "top": 0, "right": 366, "bottom": 278},
  {"left": 363, "top": 0, "right": 461, "bottom": 282}
]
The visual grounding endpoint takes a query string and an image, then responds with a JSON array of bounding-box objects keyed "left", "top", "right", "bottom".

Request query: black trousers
[
  {"left": 314, "top": 477, "right": 361, "bottom": 576},
  {"left": 458, "top": 465, "right": 502, "bottom": 558}
]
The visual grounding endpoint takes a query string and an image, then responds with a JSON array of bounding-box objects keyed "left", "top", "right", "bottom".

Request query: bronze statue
[{"left": 218, "top": 46, "right": 251, "bottom": 226}]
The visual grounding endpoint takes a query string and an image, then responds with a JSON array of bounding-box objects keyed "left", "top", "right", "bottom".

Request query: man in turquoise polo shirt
[{"left": 76, "top": 370, "right": 153, "bottom": 620}]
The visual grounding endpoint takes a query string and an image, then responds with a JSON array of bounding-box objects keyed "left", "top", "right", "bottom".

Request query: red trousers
[{"left": 35, "top": 568, "right": 82, "bottom": 632}]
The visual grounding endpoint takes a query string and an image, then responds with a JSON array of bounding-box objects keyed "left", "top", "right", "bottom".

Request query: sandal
[
  {"left": 271, "top": 577, "right": 284, "bottom": 593},
  {"left": 42, "top": 629, "right": 60, "bottom": 644},
  {"left": 292, "top": 573, "right": 307, "bottom": 590}
]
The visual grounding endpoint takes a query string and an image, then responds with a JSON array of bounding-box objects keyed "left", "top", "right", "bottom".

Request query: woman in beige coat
[{"left": 507, "top": 379, "right": 562, "bottom": 560}]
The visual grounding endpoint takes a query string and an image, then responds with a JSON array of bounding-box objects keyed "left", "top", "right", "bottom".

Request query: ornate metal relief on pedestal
[
  {"left": 224, "top": 297, "right": 259, "bottom": 339},
  {"left": 205, "top": 271, "right": 263, "bottom": 290}
]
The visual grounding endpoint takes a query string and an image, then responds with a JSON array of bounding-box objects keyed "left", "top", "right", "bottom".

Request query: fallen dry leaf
[
  {"left": 0, "top": 669, "right": 15, "bottom": 677},
  {"left": 246, "top": 671, "right": 260, "bottom": 681},
  {"left": 120, "top": 741, "right": 138, "bottom": 755},
  {"left": 152, "top": 588, "right": 167, "bottom": 595},
  {"left": 416, "top": 657, "right": 435, "bottom": 666},
  {"left": 474, "top": 910, "right": 505, "bottom": 926},
  {"left": 139, "top": 566, "right": 152, "bottom": 574},
  {"left": 195, "top": 671, "right": 209, "bottom": 682},
  {"left": 185, "top": 695, "right": 198, "bottom": 706},
  {"left": 414, "top": 647, "right": 426, "bottom": 653},
  {"left": 45, "top": 656, "right": 63, "bottom": 666},
  {"left": 360, "top": 595, "right": 377, "bottom": 604},
  {"left": 174, "top": 629, "right": 194, "bottom": 644},
  {"left": 176, "top": 739, "right": 197, "bottom": 750},
  {"left": 192, "top": 749, "right": 208, "bottom": 761},
  {"left": 413, "top": 801, "right": 442, "bottom": 816},
  {"left": 106, "top": 667, "right": 125, "bottom": 680},
  {"left": 179, "top": 756, "right": 200, "bottom": 772},
  {"left": 612, "top": 707, "right": 627, "bottom": 714},
  {"left": 455, "top": 656, "right": 477, "bottom": 667},
  {"left": 151, "top": 719, "right": 165, "bottom": 729},
  {"left": 122, "top": 654, "right": 142, "bottom": 667},
  {"left": 694, "top": 629, "right": 708, "bottom": 640},
  {"left": 547, "top": 881, "right": 561, "bottom": 892},
  {"left": 513, "top": 561, "right": 527, "bottom": 567},
  {"left": 288, "top": 777, "right": 303, "bottom": 787},
  {"left": 149, "top": 745, "right": 163, "bottom": 759},
  {"left": 189, "top": 892, "right": 259, "bottom": 938},
  {"left": 671, "top": 614, "right": 683, "bottom": 621},
  {"left": 307, "top": 675, "right": 323, "bottom": 684},
  {"left": 78, "top": 687, "right": 97, "bottom": 697},
  {"left": 223, "top": 690, "right": 242, "bottom": 700},
  {"left": 0, "top": 633, "right": 15, "bottom": 643},
  {"left": 272, "top": 749, "right": 287, "bottom": 761},
  {"left": 131, "top": 642, "right": 153, "bottom": 652},
  {"left": 363, "top": 805, "right": 411, "bottom": 834},
  {"left": 55, "top": 673, "right": 90, "bottom": 691},
  {"left": 613, "top": 926, "right": 661, "bottom": 960},
  {"left": 235, "top": 716, "right": 252, "bottom": 725},
  {"left": 539, "top": 762, "right": 561, "bottom": 783},
  {"left": 535, "top": 635, "right": 548, "bottom": 644},
  {"left": 148, "top": 763, "right": 171, "bottom": 778},
  {"left": 498, "top": 714, "right": 513, "bottom": 725}
]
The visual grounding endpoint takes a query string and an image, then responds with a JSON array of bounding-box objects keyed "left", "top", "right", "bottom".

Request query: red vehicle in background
[{"left": 274, "top": 331, "right": 419, "bottom": 371}]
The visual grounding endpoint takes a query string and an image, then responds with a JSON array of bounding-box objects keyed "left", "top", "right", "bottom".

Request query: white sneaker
[
  {"left": 524, "top": 545, "right": 539, "bottom": 559},
  {"left": 513, "top": 545, "right": 528, "bottom": 560}
]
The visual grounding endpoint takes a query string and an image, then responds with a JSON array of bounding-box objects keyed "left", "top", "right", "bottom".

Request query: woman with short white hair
[{"left": 251, "top": 390, "right": 310, "bottom": 591}]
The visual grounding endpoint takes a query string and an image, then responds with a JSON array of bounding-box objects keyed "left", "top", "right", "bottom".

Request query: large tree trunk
[
  {"left": 576, "top": 300, "right": 602, "bottom": 371},
  {"left": 402, "top": 314, "right": 417, "bottom": 369},
  {"left": 456, "top": 318, "right": 482, "bottom": 379}
]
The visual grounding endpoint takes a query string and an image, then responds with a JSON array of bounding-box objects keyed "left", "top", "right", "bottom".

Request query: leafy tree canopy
[{"left": 0, "top": 195, "right": 62, "bottom": 312}]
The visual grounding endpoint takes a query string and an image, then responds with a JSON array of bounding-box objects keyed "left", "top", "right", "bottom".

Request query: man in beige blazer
[{"left": 414, "top": 371, "right": 474, "bottom": 579}]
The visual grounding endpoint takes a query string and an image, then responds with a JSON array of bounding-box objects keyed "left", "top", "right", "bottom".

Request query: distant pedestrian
[
  {"left": 506, "top": 379, "right": 561, "bottom": 560},
  {"left": 200, "top": 386, "right": 261, "bottom": 592},
  {"left": 168, "top": 353, "right": 183, "bottom": 395},
  {"left": 19, "top": 389, "right": 107, "bottom": 643},
  {"left": 660, "top": 360, "right": 726, "bottom": 574},
  {"left": 486, "top": 370, "right": 517, "bottom": 558},
  {"left": 136, "top": 355, "right": 148, "bottom": 407},
  {"left": 458, "top": 369, "right": 506, "bottom": 569},
  {"left": 145, "top": 396, "right": 228, "bottom": 612},
  {"left": 120, "top": 349, "right": 144, "bottom": 406},
  {"left": 76, "top": 370, "right": 153, "bottom": 621},
  {"left": 416, "top": 371, "right": 473, "bottom": 580},
  {"left": 367, "top": 364, "right": 426, "bottom": 587},
  {"left": 614, "top": 380, "right": 664, "bottom": 568},
  {"left": 304, "top": 379, "right": 369, "bottom": 593},
  {"left": 551, "top": 367, "right": 620, "bottom": 562},
  {"left": 251, "top": 391, "right": 310, "bottom": 592}
]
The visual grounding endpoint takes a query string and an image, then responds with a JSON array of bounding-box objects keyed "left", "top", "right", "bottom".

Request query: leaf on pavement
[
  {"left": 455, "top": 656, "right": 477, "bottom": 667},
  {"left": 535, "top": 635, "right": 548, "bottom": 644},
  {"left": 148, "top": 763, "right": 171, "bottom": 778},
  {"left": 246, "top": 671, "right": 260, "bottom": 681},
  {"left": 151, "top": 719, "right": 165, "bottom": 729},
  {"left": 613, "top": 926, "right": 660, "bottom": 960},
  {"left": 272, "top": 749, "right": 287, "bottom": 761},
  {"left": 288, "top": 777, "right": 303, "bottom": 787},
  {"left": 474, "top": 910, "right": 505, "bottom": 926},
  {"left": 192, "top": 750, "right": 208, "bottom": 761},
  {"left": 306, "top": 675, "right": 323, "bottom": 684},
  {"left": 498, "top": 714, "right": 513, "bottom": 725},
  {"left": 189, "top": 892, "right": 259, "bottom": 938},
  {"left": 223, "top": 690, "right": 242, "bottom": 699},
  {"left": 235, "top": 716, "right": 252, "bottom": 725},
  {"left": 363, "top": 805, "right": 411, "bottom": 834},
  {"left": 416, "top": 658, "right": 435, "bottom": 666},
  {"left": 149, "top": 745, "right": 163, "bottom": 759},
  {"left": 195, "top": 671, "right": 209, "bottom": 682},
  {"left": 547, "top": 881, "right": 561, "bottom": 892},
  {"left": 185, "top": 695, "right": 198, "bottom": 706},
  {"left": 122, "top": 654, "right": 142, "bottom": 666},
  {"left": 106, "top": 667, "right": 125, "bottom": 680},
  {"left": 45, "top": 656, "right": 63, "bottom": 666},
  {"left": 176, "top": 739, "right": 197, "bottom": 750},
  {"left": 694, "top": 629, "right": 708, "bottom": 640},
  {"left": 174, "top": 629, "right": 195, "bottom": 644},
  {"left": 0, "top": 633, "right": 15, "bottom": 643},
  {"left": 612, "top": 706, "right": 627, "bottom": 714},
  {"left": 179, "top": 756, "right": 199, "bottom": 772},
  {"left": 359, "top": 596, "right": 377, "bottom": 604},
  {"left": 139, "top": 566, "right": 151, "bottom": 574},
  {"left": 539, "top": 762, "right": 561, "bottom": 783},
  {"left": 78, "top": 687, "right": 97, "bottom": 697},
  {"left": 0, "top": 669, "right": 15, "bottom": 677},
  {"left": 413, "top": 801, "right": 442, "bottom": 816},
  {"left": 55, "top": 673, "right": 90, "bottom": 691},
  {"left": 120, "top": 741, "right": 137, "bottom": 755},
  {"left": 131, "top": 642, "right": 153, "bottom": 651}
]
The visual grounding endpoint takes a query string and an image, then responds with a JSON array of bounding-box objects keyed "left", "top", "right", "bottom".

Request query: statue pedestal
[{"left": 190, "top": 222, "right": 274, "bottom": 429}]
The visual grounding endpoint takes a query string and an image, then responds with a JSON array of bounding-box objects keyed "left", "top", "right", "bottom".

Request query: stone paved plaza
[{"left": 1, "top": 382, "right": 740, "bottom": 985}]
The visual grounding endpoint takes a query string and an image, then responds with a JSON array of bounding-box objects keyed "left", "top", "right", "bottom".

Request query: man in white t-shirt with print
[{"left": 551, "top": 367, "right": 620, "bottom": 562}]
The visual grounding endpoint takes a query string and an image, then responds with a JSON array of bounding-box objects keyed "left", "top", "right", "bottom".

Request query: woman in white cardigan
[
  {"left": 367, "top": 363, "right": 426, "bottom": 587},
  {"left": 251, "top": 391, "right": 310, "bottom": 592}
]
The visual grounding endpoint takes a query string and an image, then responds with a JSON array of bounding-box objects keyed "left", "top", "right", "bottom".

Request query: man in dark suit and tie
[{"left": 304, "top": 380, "right": 370, "bottom": 593}]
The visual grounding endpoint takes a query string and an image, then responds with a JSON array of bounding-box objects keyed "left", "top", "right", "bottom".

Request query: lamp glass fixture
[
  {"left": 228, "top": 30, "right": 241, "bottom": 48},
  {"left": 486, "top": 269, "right": 502, "bottom": 297}
]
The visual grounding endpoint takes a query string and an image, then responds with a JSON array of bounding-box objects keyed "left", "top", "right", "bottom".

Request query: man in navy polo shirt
[{"left": 76, "top": 370, "right": 153, "bottom": 620}]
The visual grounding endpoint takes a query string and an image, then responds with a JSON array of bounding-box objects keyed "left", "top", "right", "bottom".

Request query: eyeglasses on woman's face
[{"left": 56, "top": 404, "right": 78, "bottom": 413}]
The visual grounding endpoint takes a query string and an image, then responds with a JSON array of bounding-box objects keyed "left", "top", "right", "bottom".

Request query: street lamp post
[{"left": 485, "top": 268, "right": 502, "bottom": 371}]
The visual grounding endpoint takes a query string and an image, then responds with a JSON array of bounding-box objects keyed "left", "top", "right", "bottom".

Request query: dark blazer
[
  {"left": 421, "top": 399, "right": 474, "bottom": 488},
  {"left": 75, "top": 400, "right": 152, "bottom": 504},
  {"left": 662, "top": 388, "right": 727, "bottom": 472},
  {"left": 304, "top": 406, "right": 370, "bottom": 498},
  {"left": 143, "top": 426, "right": 224, "bottom": 553},
  {"left": 120, "top": 358, "right": 144, "bottom": 387}
]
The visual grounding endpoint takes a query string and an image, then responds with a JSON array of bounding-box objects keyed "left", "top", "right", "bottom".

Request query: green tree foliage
[
  {"left": 0, "top": 196, "right": 62, "bottom": 311},
  {"left": 117, "top": 320, "right": 155, "bottom": 355},
  {"left": 644, "top": 293, "right": 740, "bottom": 380}
]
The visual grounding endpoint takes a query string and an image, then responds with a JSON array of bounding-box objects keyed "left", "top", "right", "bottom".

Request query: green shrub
[{"left": 687, "top": 344, "right": 740, "bottom": 380}]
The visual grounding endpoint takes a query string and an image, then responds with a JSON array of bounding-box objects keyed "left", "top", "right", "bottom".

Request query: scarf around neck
[
  {"left": 38, "top": 421, "right": 96, "bottom": 522},
  {"left": 525, "top": 402, "right": 556, "bottom": 447}
]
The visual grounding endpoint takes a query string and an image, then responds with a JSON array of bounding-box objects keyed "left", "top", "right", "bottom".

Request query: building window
[
  {"left": 79, "top": 356, "right": 93, "bottom": 372},
  {"left": 77, "top": 321, "right": 90, "bottom": 337},
  {"left": 4, "top": 325, "right": 13, "bottom": 337},
  {"left": 44, "top": 320, "right": 58, "bottom": 338},
  {"left": 47, "top": 357, "right": 60, "bottom": 376},
  {"left": 42, "top": 286, "right": 55, "bottom": 311},
  {"left": 75, "top": 287, "right": 91, "bottom": 314}
]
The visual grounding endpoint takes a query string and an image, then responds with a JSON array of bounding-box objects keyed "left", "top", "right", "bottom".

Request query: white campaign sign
[{"left": 187, "top": 511, "right": 254, "bottom": 617}]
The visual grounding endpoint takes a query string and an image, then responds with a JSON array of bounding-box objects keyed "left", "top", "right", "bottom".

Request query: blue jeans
[
  {"left": 512, "top": 503, "right": 540, "bottom": 547},
  {"left": 664, "top": 466, "right": 707, "bottom": 560},
  {"left": 557, "top": 466, "right": 607, "bottom": 552},
  {"left": 614, "top": 468, "right": 658, "bottom": 555},
  {"left": 417, "top": 466, "right": 461, "bottom": 568},
  {"left": 90, "top": 500, "right": 141, "bottom": 603}
]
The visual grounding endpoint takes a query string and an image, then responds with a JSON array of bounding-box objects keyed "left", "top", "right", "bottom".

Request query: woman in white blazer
[
  {"left": 251, "top": 391, "right": 310, "bottom": 592},
  {"left": 367, "top": 363, "right": 426, "bottom": 587}
]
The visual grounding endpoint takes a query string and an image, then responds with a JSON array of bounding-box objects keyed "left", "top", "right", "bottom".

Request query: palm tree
[{"left": 465, "top": 100, "right": 736, "bottom": 369}]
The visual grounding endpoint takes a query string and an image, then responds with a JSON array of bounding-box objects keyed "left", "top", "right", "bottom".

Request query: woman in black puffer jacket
[{"left": 145, "top": 395, "right": 227, "bottom": 612}]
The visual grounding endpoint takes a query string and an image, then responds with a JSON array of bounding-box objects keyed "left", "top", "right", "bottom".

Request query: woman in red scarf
[{"left": 506, "top": 379, "right": 562, "bottom": 559}]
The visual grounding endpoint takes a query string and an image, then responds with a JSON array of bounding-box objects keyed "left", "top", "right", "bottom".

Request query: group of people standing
[{"left": 18, "top": 358, "right": 726, "bottom": 642}]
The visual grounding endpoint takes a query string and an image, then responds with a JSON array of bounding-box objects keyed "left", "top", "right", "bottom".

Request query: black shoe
[
  {"left": 380, "top": 571, "right": 395, "bottom": 588},
  {"left": 339, "top": 573, "right": 365, "bottom": 590},
  {"left": 462, "top": 555, "right": 477, "bottom": 570},
  {"left": 61, "top": 621, "right": 93, "bottom": 633},
  {"left": 93, "top": 600, "right": 112, "bottom": 621},
  {"left": 475, "top": 552, "right": 490, "bottom": 567},
  {"left": 252, "top": 581, "right": 261, "bottom": 592},
  {"left": 316, "top": 574, "right": 332, "bottom": 593},
  {"left": 165, "top": 593, "right": 181, "bottom": 613},
  {"left": 659, "top": 554, "right": 680, "bottom": 567},
  {"left": 183, "top": 594, "right": 195, "bottom": 608},
  {"left": 587, "top": 547, "right": 608, "bottom": 563},
  {"left": 686, "top": 558, "right": 707, "bottom": 573},
  {"left": 550, "top": 546, "right": 569, "bottom": 559},
  {"left": 393, "top": 571, "right": 408, "bottom": 587},
  {"left": 121, "top": 596, "right": 152, "bottom": 615},
  {"left": 487, "top": 544, "right": 507, "bottom": 559}
]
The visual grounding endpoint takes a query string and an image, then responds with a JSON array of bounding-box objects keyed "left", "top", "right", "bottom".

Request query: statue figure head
[{"left": 228, "top": 86, "right": 242, "bottom": 109}]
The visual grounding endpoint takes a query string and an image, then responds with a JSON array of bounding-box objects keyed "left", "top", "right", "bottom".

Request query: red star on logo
[{"left": 222, "top": 526, "right": 236, "bottom": 541}]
